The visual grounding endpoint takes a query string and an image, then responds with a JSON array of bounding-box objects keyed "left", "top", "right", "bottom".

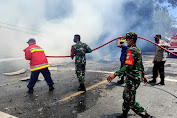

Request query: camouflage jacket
[
  {"left": 115, "top": 45, "right": 144, "bottom": 82},
  {"left": 70, "top": 41, "right": 92, "bottom": 64}
]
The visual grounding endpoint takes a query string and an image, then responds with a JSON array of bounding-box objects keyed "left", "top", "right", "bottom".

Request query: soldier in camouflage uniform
[
  {"left": 71, "top": 34, "right": 92, "bottom": 91},
  {"left": 107, "top": 32, "right": 154, "bottom": 118}
]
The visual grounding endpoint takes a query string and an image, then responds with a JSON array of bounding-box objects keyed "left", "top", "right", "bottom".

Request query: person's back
[
  {"left": 72, "top": 41, "right": 92, "bottom": 65},
  {"left": 25, "top": 43, "right": 49, "bottom": 71},
  {"left": 24, "top": 38, "right": 54, "bottom": 93},
  {"left": 71, "top": 34, "right": 92, "bottom": 91}
]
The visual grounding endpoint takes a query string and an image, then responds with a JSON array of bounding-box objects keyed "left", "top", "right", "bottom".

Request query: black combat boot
[
  {"left": 143, "top": 113, "right": 156, "bottom": 118},
  {"left": 117, "top": 112, "right": 128, "bottom": 118},
  {"left": 49, "top": 85, "right": 54, "bottom": 91},
  {"left": 78, "top": 84, "right": 86, "bottom": 91},
  {"left": 117, "top": 80, "right": 124, "bottom": 84},
  {"left": 149, "top": 79, "right": 156, "bottom": 83},
  {"left": 28, "top": 88, "right": 34, "bottom": 93},
  {"left": 156, "top": 82, "right": 165, "bottom": 85},
  {"left": 78, "top": 84, "right": 81, "bottom": 91},
  {"left": 156, "top": 78, "right": 165, "bottom": 85}
]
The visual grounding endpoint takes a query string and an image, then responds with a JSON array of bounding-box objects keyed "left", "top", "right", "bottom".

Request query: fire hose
[
  {"left": 46, "top": 36, "right": 177, "bottom": 58},
  {"left": 138, "top": 36, "right": 177, "bottom": 57},
  {"left": 46, "top": 36, "right": 124, "bottom": 58}
]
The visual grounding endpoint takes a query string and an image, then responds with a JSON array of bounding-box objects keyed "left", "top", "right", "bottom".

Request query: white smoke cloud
[
  {"left": 0, "top": 0, "right": 132, "bottom": 64},
  {"left": 0, "top": 0, "right": 174, "bottom": 66}
]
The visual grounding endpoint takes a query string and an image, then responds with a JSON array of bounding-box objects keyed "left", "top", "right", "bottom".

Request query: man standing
[
  {"left": 107, "top": 32, "right": 154, "bottom": 118},
  {"left": 117, "top": 37, "right": 128, "bottom": 84},
  {"left": 149, "top": 34, "right": 170, "bottom": 85},
  {"left": 23, "top": 38, "right": 54, "bottom": 93},
  {"left": 70, "top": 34, "right": 92, "bottom": 91}
]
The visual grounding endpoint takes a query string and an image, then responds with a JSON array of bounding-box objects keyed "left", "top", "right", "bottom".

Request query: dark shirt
[{"left": 120, "top": 44, "right": 128, "bottom": 62}]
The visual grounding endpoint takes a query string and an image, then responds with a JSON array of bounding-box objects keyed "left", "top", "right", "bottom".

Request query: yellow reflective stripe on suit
[
  {"left": 31, "top": 49, "right": 44, "bottom": 53},
  {"left": 30, "top": 64, "right": 49, "bottom": 71},
  {"left": 31, "top": 63, "right": 49, "bottom": 69},
  {"left": 30, "top": 47, "right": 42, "bottom": 51}
]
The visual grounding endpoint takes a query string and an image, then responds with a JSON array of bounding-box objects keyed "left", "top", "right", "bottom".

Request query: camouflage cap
[{"left": 125, "top": 32, "right": 137, "bottom": 40}]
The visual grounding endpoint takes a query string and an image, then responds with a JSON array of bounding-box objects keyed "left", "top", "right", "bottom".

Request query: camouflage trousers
[
  {"left": 75, "top": 63, "right": 85, "bottom": 84},
  {"left": 122, "top": 78, "right": 147, "bottom": 117}
]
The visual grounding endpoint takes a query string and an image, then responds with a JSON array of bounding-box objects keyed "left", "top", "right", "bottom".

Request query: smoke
[{"left": 0, "top": 0, "right": 175, "bottom": 65}]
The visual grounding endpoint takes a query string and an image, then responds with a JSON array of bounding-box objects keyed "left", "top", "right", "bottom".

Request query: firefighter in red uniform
[{"left": 23, "top": 38, "right": 54, "bottom": 93}]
